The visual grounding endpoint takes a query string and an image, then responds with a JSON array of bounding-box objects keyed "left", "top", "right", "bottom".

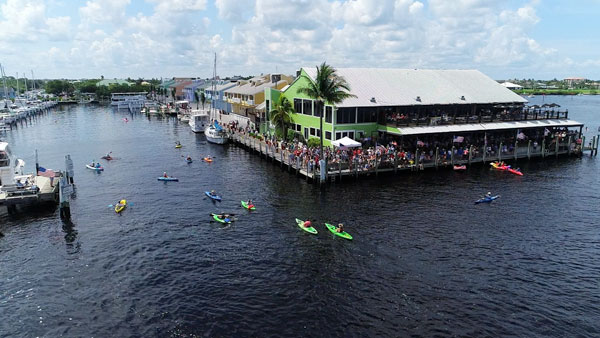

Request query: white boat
[
  {"left": 205, "top": 121, "right": 228, "bottom": 144},
  {"left": 189, "top": 109, "right": 209, "bottom": 133},
  {"left": 203, "top": 53, "right": 228, "bottom": 145}
]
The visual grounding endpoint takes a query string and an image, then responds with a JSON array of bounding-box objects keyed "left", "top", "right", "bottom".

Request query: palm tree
[
  {"left": 194, "top": 91, "right": 199, "bottom": 109},
  {"left": 200, "top": 92, "right": 206, "bottom": 109},
  {"left": 270, "top": 96, "right": 293, "bottom": 139},
  {"left": 299, "top": 62, "right": 355, "bottom": 175},
  {"left": 171, "top": 88, "right": 176, "bottom": 103}
]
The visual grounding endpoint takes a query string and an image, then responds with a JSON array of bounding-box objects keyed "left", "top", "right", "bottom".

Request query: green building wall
[{"left": 265, "top": 68, "right": 380, "bottom": 146}]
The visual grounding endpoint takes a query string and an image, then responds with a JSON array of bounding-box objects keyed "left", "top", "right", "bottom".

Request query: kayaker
[
  {"left": 336, "top": 223, "right": 344, "bottom": 233},
  {"left": 485, "top": 191, "right": 492, "bottom": 198},
  {"left": 95, "top": 162, "right": 101, "bottom": 168},
  {"left": 247, "top": 199, "right": 254, "bottom": 208},
  {"left": 186, "top": 156, "right": 192, "bottom": 161},
  {"left": 303, "top": 220, "right": 312, "bottom": 228},
  {"left": 210, "top": 190, "right": 217, "bottom": 196},
  {"left": 163, "top": 172, "right": 168, "bottom": 178},
  {"left": 176, "top": 141, "right": 181, "bottom": 146}
]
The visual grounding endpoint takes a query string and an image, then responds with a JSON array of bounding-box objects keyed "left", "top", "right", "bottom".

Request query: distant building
[
  {"left": 96, "top": 79, "right": 132, "bottom": 87},
  {"left": 564, "top": 77, "right": 585, "bottom": 88},
  {"left": 183, "top": 80, "right": 212, "bottom": 103},
  {"left": 500, "top": 81, "right": 523, "bottom": 90}
]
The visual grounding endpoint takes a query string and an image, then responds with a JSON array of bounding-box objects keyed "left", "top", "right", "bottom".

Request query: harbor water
[{"left": 1, "top": 96, "right": 599, "bottom": 337}]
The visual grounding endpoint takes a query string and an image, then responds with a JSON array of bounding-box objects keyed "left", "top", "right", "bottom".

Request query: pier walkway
[{"left": 229, "top": 132, "right": 593, "bottom": 184}]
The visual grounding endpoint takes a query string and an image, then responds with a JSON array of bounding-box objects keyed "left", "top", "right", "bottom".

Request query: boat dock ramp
[{"left": 229, "top": 132, "right": 597, "bottom": 184}]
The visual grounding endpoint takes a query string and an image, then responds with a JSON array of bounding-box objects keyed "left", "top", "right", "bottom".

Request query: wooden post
[
  {"left": 296, "top": 156, "right": 300, "bottom": 176},
  {"left": 514, "top": 140, "right": 518, "bottom": 160},
  {"left": 498, "top": 142, "right": 503, "bottom": 162},
  {"left": 542, "top": 139, "right": 545, "bottom": 158},
  {"left": 468, "top": 145, "right": 473, "bottom": 164},
  {"left": 280, "top": 149, "right": 284, "bottom": 168},
  {"left": 415, "top": 149, "right": 419, "bottom": 168},
  {"left": 435, "top": 147, "right": 439, "bottom": 168},
  {"left": 527, "top": 140, "right": 531, "bottom": 159},
  {"left": 482, "top": 144, "right": 486, "bottom": 163},
  {"left": 555, "top": 135, "right": 559, "bottom": 158}
]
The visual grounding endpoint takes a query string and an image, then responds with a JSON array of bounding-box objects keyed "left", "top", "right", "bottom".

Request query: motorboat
[{"left": 189, "top": 109, "right": 209, "bottom": 133}]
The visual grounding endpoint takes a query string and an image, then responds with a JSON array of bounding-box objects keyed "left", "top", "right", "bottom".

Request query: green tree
[
  {"left": 194, "top": 91, "right": 199, "bottom": 109},
  {"left": 298, "top": 62, "right": 355, "bottom": 171},
  {"left": 269, "top": 96, "right": 293, "bottom": 139},
  {"left": 200, "top": 92, "right": 206, "bottom": 109},
  {"left": 171, "top": 88, "right": 176, "bottom": 102}
]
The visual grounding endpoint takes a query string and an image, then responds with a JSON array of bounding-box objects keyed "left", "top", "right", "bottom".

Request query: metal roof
[
  {"left": 225, "top": 81, "right": 275, "bottom": 95},
  {"left": 302, "top": 67, "right": 528, "bottom": 108},
  {"left": 386, "top": 119, "right": 583, "bottom": 136}
]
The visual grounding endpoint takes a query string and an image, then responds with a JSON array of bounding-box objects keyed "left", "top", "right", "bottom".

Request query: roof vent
[
  {"left": 415, "top": 96, "right": 421, "bottom": 102},
  {"left": 370, "top": 97, "right": 376, "bottom": 103},
  {"left": 460, "top": 95, "right": 466, "bottom": 100}
]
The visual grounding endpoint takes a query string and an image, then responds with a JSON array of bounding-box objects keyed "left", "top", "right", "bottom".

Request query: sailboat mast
[
  {"left": 16, "top": 72, "right": 19, "bottom": 98},
  {"left": 1, "top": 64, "right": 9, "bottom": 104}
]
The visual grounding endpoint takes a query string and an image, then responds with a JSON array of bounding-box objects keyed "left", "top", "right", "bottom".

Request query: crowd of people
[{"left": 224, "top": 122, "right": 582, "bottom": 175}]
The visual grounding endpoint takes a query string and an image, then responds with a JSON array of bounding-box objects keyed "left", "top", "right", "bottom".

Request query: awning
[
  {"left": 385, "top": 119, "right": 583, "bottom": 136},
  {"left": 255, "top": 102, "right": 266, "bottom": 111},
  {"left": 332, "top": 136, "right": 361, "bottom": 148}
]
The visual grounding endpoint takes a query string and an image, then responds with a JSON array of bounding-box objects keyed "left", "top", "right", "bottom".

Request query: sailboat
[{"left": 204, "top": 53, "right": 228, "bottom": 145}]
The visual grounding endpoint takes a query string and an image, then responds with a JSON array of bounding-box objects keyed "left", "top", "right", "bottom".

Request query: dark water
[{"left": 1, "top": 96, "right": 599, "bottom": 337}]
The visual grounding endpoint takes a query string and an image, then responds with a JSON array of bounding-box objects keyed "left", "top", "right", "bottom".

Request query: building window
[
  {"left": 357, "top": 107, "right": 378, "bottom": 123},
  {"left": 303, "top": 99, "right": 313, "bottom": 115},
  {"left": 336, "top": 107, "right": 356, "bottom": 124},
  {"left": 316, "top": 129, "right": 321, "bottom": 137},
  {"left": 325, "top": 131, "right": 332, "bottom": 140},
  {"left": 325, "top": 106, "right": 332, "bottom": 123},
  {"left": 296, "top": 124, "right": 301, "bottom": 132},
  {"left": 357, "top": 131, "right": 365, "bottom": 139},
  {"left": 310, "top": 127, "right": 316, "bottom": 136},
  {"left": 335, "top": 130, "right": 355, "bottom": 140},
  {"left": 314, "top": 102, "right": 321, "bottom": 117},
  {"left": 294, "top": 98, "right": 302, "bottom": 114}
]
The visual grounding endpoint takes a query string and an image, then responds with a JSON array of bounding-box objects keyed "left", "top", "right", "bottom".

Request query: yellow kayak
[{"left": 115, "top": 200, "right": 127, "bottom": 213}]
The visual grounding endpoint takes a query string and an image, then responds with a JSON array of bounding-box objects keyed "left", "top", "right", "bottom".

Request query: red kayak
[
  {"left": 508, "top": 168, "right": 523, "bottom": 176},
  {"left": 453, "top": 165, "right": 466, "bottom": 171},
  {"left": 490, "top": 162, "right": 509, "bottom": 170}
]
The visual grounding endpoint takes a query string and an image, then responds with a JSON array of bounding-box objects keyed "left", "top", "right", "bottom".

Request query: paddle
[{"left": 108, "top": 201, "right": 134, "bottom": 208}]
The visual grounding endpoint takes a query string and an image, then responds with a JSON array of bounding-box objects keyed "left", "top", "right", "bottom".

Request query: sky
[{"left": 1, "top": 0, "right": 599, "bottom": 80}]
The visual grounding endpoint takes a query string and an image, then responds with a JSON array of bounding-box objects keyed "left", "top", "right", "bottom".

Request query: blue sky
[{"left": 1, "top": 0, "right": 599, "bottom": 80}]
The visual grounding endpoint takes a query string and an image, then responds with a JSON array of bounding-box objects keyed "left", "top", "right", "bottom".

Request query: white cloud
[{"left": 0, "top": 0, "right": 596, "bottom": 79}]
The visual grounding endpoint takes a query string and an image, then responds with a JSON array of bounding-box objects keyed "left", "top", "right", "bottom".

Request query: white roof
[
  {"left": 255, "top": 101, "right": 266, "bottom": 110},
  {"left": 388, "top": 119, "right": 583, "bottom": 136},
  {"left": 332, "top": 136, "right": 361, "bottom": 148},
  {"left": 501, "top": 81, "right": 523, "bottom": 89},
  {"left": 302, "top": 67, "right": 527, "bottom": 107},
  {"left": 207, "top": 82, "right": 237, "bottom": 92}
]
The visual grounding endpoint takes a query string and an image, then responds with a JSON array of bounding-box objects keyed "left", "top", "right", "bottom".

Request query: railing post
[
  {"left": 514, "top": 140, "right": 518, "bottom": 160},
  {"left": 435, "top": 147, "right": 439, "bottom": 168},
  {"left": 527, "top": 140, "right": 531, "bottom": 159}
]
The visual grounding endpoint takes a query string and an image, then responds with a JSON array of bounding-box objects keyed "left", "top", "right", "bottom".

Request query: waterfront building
[
  {"left": 224, "top": 74, "right": 293, "bottom": 126},
  {"left": 205, "top": 81, "right": 237, "bottom": 113},
  {"left": 182, "top": 79, "right": 211, "bottom": 103},
  {"left": 500, "top": 81, "right": 523, "bottom": 90},
  {"left": 265, "top": 67, "right": 583, "bottom": 153}
]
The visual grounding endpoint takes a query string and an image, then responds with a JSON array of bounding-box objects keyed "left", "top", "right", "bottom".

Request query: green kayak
[
  {"left": 212, "top": 214, "right": 231, "bottom": 224},
  {"left": 296, "top": 218, "right": 317, "bottom": 234},
  {"left": 325, "top": 223, "right": 353, "bottom": 240},
  {"left": 241, "top": 201, "right": 256, "bottom": 210}
]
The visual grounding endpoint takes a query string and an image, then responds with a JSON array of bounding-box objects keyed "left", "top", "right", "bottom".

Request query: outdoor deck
[{"left": 229, "top": 132, "right": 592, "bottom": 184}]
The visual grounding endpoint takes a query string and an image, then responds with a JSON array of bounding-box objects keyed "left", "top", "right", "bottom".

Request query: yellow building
[{"left": 224, "top": 74, "right": 293, "bottom": 121}]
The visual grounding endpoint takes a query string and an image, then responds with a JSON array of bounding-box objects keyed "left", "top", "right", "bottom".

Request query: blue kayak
[
  {"left": 158, "top": 177, "right": 179, "bottom": 182},
  {"left": 475, "top": 195, "right": 499, "bottom": 204},
  {"left": 186, "top": 159, "right": 193, "bottom": 163},
  {"left": 205, "top": 191, "right": 222, "bottom": 201}
]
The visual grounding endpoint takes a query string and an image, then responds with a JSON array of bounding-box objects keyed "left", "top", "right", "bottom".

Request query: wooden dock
[{"left": 229, "top": 132, "right": 593, "bottom": 184}]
